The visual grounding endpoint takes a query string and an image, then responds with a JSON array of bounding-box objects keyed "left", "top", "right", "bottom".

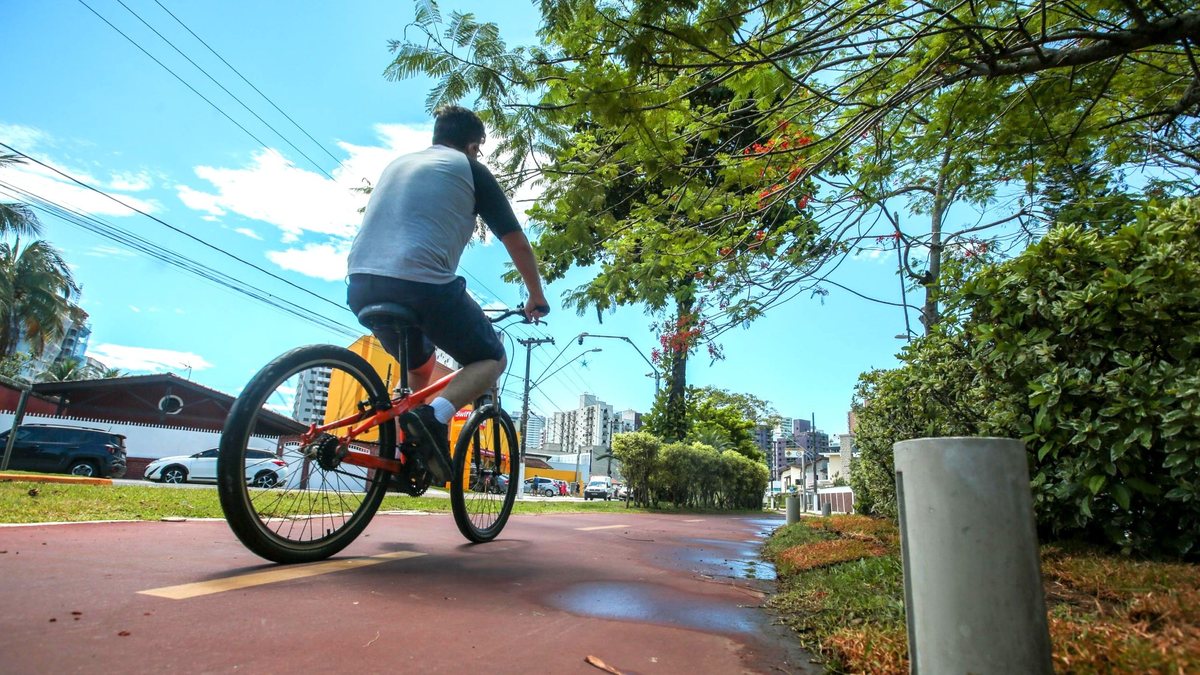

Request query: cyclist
[{"left": 346, "top": 106, "right": 549, "bottom": 484}]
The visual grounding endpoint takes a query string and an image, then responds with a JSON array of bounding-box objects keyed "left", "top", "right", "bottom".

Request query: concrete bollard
[
  {"left": 894, "top": 437, "right": 1052, "bottom": 675},
  {"left": 785, "top": 494, "right": 799, "bottom": 525}
]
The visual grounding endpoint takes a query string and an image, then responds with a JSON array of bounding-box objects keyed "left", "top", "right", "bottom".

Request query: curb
[{"left": 0, "top": 473, "right": 112, "bottom": 486}]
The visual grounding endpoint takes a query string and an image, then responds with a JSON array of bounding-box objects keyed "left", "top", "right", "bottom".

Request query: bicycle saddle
[{"left": 355, "top": 302, "right": 418, "bottom": 331}]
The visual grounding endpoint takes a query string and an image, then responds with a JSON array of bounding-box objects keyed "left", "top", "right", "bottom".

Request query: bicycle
[{"left": 216, "top": 301, "right": 544, "bottom": 564}]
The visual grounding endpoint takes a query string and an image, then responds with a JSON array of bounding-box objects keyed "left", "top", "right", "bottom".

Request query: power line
[
  {"left": 150, "top": 0, "right": 343, "bottom": 168},
  {"left": 110, "top": 0, "right": 336, "bottom": 180},
  {"left": 0, "top": 179, "right": 361, "bottom": 339},
  {"left": 0, "top": 143, "right": 351, "bottom": 318},
  {"left": 74, "top": 0, "right": 334, "bottom": 180}
]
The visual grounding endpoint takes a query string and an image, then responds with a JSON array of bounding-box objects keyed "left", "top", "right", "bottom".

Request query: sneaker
[{"left": 399, "top": 404, "right": 452, "bottom": 484}]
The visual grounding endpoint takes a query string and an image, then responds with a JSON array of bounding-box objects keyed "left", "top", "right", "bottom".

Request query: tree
[
  {"left": 644, "top": 385, "right": 773, "bottom": 459},
  {"left": 0, "top": 155, "right": 45, "bottom": 239},
  {"left": 610, "top": 431, "right": 662, "bottom": 507},
  {"left": 386, "top": 0, "right": 1197, "bottom": 339},
  {"left": 0, "top": 238, "right": 82, "bottom": 358},
  {"left": 35, "top": 359, "right": 94, "bottom": 383}
]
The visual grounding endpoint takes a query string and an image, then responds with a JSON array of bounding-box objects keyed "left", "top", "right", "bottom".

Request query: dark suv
[{"left": 0, "top": 424, "right": 127, "bottom": 478}]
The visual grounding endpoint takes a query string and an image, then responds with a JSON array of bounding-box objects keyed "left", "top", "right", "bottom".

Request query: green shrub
[
  {"left": 850, "top": 198, "right": 1200, "bottom": 557},
  {"left": 964, "top": 198, "right": 1200, "bottom": 557}
]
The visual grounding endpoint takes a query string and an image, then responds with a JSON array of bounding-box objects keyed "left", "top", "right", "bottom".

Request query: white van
[{"left": 584, "top": 475, "right": 614, "bottom": 500}]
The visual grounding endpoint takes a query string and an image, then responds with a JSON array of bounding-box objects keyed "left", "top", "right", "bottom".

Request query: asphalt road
[{"left": 0, "top": 509, "right": 815, "bottom": 674}]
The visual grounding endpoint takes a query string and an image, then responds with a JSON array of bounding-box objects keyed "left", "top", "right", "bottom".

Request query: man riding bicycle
[{"left": 346, "top": 106, "right": 549, "bottom": 484}]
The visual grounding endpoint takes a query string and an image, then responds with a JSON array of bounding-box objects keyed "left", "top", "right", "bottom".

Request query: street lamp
[{"left": 576, "top": 332, "right": 661, "bottom": 391}]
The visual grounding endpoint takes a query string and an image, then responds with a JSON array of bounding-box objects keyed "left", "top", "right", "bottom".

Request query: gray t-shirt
[{"left": 347, "top": 144, "right": 521, "bottom": 285}]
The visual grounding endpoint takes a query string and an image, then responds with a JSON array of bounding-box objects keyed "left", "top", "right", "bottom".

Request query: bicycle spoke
[
  {"left": 218, "top": 345, "right": 395, "bottom": 563},
  {"left": 450, "top": 407, "right": 518, "bottom": 542}
]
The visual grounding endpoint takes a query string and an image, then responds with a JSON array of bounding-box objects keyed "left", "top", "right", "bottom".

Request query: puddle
[
  {"left": 550, "top": 581, "right": 760, "bottom": 633},
  {"left": 677, "top": 537, "right": 777, "bottom": 581},
  {"left": 742, "top": 516, "right": 786, "bottom": 539}
]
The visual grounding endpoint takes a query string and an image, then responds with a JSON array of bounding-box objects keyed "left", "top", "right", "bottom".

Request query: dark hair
[{"left": 432, "top": 106, "right": 486, "bottom": 149}]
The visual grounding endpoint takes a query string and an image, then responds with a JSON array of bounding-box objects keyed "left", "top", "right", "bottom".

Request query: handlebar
[{"left": 486, "top": 305, "right": 551, "bottom": 324}]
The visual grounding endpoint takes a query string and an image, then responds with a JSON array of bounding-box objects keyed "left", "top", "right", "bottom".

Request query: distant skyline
[{"left": 2, "top": 0, "right": 913, "bottom": 437}]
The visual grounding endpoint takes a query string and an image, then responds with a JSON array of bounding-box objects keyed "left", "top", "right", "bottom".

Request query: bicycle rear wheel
[
  {"left": 450, "top": 405, "right": 519, "bottom": 542},
  {"left": 218, "top": 345, "right": 396, "bottom": 563}
]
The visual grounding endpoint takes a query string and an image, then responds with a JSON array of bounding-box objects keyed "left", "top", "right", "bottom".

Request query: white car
[
  {"left": 584, "top": 479, "right": 615, "bottom": 501},
  {"left": 144, "top": 448, "right": 288, "bottom": 488}
]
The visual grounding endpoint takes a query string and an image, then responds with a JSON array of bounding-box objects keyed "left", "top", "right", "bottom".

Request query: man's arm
[{"left": 500, "top": 230, "right": 550, "bottom": 320}]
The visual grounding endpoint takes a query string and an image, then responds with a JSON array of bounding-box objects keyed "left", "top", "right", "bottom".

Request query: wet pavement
[{"left": 0, "top": 510, "right": 817, "bottom": 673}]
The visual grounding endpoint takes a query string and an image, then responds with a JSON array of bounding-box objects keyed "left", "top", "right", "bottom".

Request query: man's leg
[
  {"left": 406, "top": 354, "right": 437, "bottom": 393},
  {"left": 436, "top": 354, "right": 506, "bottom": 410}
]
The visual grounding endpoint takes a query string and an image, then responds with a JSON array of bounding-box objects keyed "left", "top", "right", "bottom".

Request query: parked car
[
  {"left": 484, "top": 473, "right": 509, "bottom": 494},
  {"left": 523, "top": 476, "right": 558, "bottom": 497},
  {"left": 0, "top": 424, "right": 127, "bottom": 478},
  {"left": 584, "top": 478, "right": 615, "bottom": 501},
  {"left": 143, "top": 448, "right": 288, "bottom": 487},
  {"left": 617, "top": 484, "right": 629, "bottom": 499}
]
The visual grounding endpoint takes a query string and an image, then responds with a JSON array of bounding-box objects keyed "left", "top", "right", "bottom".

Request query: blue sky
[{"left": 1, "top": 0, "right": 914, "bottom": 436}]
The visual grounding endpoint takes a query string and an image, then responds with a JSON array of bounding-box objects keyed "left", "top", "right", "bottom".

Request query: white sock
[{"left": 430, "top": 397, "right": 456, "bottom": 424}]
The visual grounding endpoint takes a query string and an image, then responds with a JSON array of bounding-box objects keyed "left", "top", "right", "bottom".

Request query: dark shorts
[{"left": 346, "top": 273, "right": 506, "bottom": 369}]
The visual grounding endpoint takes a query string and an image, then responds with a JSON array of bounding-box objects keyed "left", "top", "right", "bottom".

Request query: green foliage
[
  {"left": 34, "top": 359, "right": 116, "bottom": 383},
  {"left": 645, "top": 384, "right": 773, "bottom": 460},
  {"left": 386, "top": 0, "right": 1197, "bottom": 345},
  {"left": 851, "top": 198, "right": 1200, "bottom": 557},
  {"left": 0, "top": 352, "right": 32, "bottom": 381},
  {"left": 964, "top": 198, "right": 1200, "bottom": 557},
  {"left": 610, "top": 431, "right": 661, "bottom": 507},
  {"left": 613, "top": 430, "right": 768, "bottom": 510},
  {"left": 0, "top": 238, "right": 81, "bottom": 358},
  {"left": 849, "top": 328, "right": 998, "bottom": 517}
]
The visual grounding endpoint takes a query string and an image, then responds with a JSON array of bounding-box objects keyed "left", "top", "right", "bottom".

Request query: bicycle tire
[
  {"left": 449, "top": 405, "right": 519, "bottom": 542},
  {"left": 218, "top": 344, "right": 396, "bottom": 563}
]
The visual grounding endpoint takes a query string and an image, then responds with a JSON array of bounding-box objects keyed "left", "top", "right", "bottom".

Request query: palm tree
[
  {"left": 35, "top": 358, "right": 94, "bottom": 383},
  {"left": 689, "top": 425, "right": 734, "bottom": 452},
  {"left": 0, "top": 155, "right": 45, "bottom": 239},
  {"left": 0, "top": 237, "right": 81, "bottom": 358}
]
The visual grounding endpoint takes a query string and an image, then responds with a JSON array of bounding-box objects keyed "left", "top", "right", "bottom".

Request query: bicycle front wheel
[
  {"left": 218, "top": 345, "right": 396, "bottom": 564},
  {"left": 450, "top": 405, "right": 519, "bottom": 542}
]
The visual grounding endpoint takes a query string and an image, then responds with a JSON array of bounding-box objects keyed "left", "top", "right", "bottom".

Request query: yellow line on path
[
  {"left": 683, "top": 519, "right": 705, "bottom": 523},
  {"left": 138, "top": 551, "right": 426, "bottom": 600},
  {"left": 575, "top": 524, "right": 629, "bottom": 531}
]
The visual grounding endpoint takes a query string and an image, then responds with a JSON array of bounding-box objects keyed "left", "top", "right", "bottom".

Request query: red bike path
[{"left": 0, "top": 510, "right": 817, "bottom": 674}]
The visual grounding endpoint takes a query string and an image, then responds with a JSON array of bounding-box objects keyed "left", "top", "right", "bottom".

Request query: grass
[
  {"left": 763, "top": 516, "right": 1200, "bottom": 674},
  {"left": 0, "top": 478, "right": 649, "bottom": 523}
]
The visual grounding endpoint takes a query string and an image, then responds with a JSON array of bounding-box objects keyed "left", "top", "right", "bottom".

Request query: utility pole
[
  {"left": 517, "top": 337, "right": 555, "bottom": 492},
  {"left": 810, "top": 412, "right": 817, "bottom": 511}
]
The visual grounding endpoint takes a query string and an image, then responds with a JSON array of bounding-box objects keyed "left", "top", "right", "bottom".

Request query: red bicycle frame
[{"left": 292, "top": 368, "right": 459, "bottom": 475}]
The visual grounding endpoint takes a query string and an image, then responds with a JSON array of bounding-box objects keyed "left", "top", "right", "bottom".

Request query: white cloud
[
  {"left": 109, "top": 171, "right": 152, "bottom": 191},
  {"left": 176, "top": 184, "right": 227, "bottom": 216},
  {"left": 266, "top": 241, "right": 349, "bottom": 282},
  {"left": 234, "top": 227, "right": 262, "bottom": 240},
  {"left": 89, "top": 344, "right": 213, "bottom": 373},
  {"left": 128, "top": 306, "right": 142, "bottom": 313},
  {"left": 0, "top": 125, "right": 159, "bottom": 217},
  {"left": 0, "top": 123, "right": 47, "bottom": 150},
  {"left": 173, "top": 124, "right": 431, "bottom": 248},
  {"left": 175, "top": 122, "right": 549, "bottom": 280}
]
